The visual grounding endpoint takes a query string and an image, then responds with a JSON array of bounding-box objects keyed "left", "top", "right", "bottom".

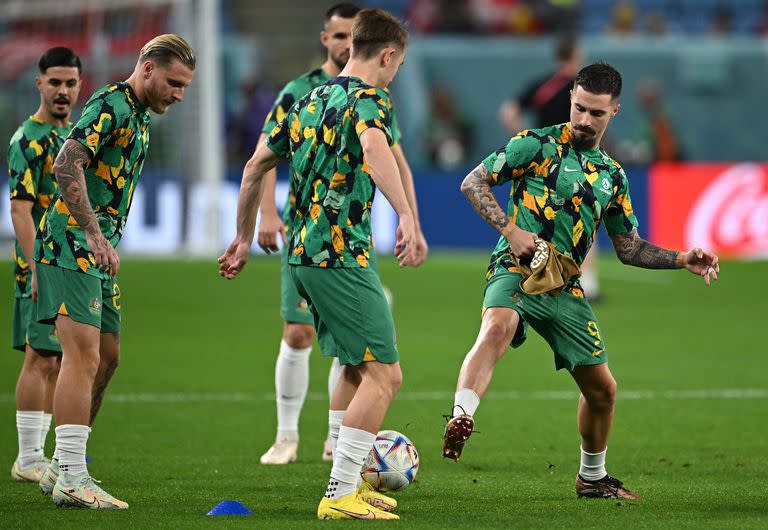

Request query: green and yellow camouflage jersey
[
  {"left": 262, "top": 67, "right": 401, "bottom": 238},
  {"left": 8, "top": 116, "right": 72, "bottom": 298},
  {"left": 35, "top": 82, "right": 150, "bottom": 280},
  {"left": 483, "top": 123, "right": 638, "bottom": 296},
  {"left": 266, "top": 76, "right": 395, "bottom": 268}
]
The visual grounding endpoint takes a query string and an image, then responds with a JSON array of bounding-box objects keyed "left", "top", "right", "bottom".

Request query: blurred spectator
[
  {"left": 606, "top": 1, "right": 637, "bottom": 37},
  {"left": 497, "top": 33, "right": 581, "bottom": 134},
  {"left": 407, "top": 0, "right": 478, "bottom": 33},
  {"left": 644, "top": 11, "right": 667, "bottom": 36},
  {"left": 617, "top": 79, "right": 682, "bottom": 164},
  {"left": 226, "top": 77, "right": 276, "bottom": 167},
  {"left": 426, "top": 85, "right": 472, "bottom": 169},
  {"left": 710, "top": 7, "right": 732, "bottom": 37}
]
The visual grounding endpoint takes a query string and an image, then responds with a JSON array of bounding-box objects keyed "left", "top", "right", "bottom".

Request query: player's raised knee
[{"left": 480, "top": 317, "right": 516, "bottom": 350}]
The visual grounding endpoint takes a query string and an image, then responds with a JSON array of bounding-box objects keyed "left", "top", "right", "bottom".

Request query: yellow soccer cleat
[
  {"left": 52, "top": 474, "right": 128, "bottom": 510},
  {"left": 317, "top": 493, "right": 399, "bottom": 520},
  {"left": 358, "top": 481, "right": 397, "bottom": 512},
  {"left": 260, "top": 438, "right": 298, "bottom": 465},
  {"left": 39, "top": 459, "right": 59, "bottom": 496},
  {"left": 11, "top": 458, "right": 49, "bottom": 483}
]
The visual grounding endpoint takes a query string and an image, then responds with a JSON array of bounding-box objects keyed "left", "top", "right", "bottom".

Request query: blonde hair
[{"left": 139, "top": 34, "right": 196, "bottom": 70}]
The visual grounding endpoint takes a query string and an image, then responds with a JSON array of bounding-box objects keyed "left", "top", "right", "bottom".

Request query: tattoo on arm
[
  {"left": 610, "top": 229, "right": 679, "bottom": 269},
  {"left": 54, "top": 140, "right": 99, "bottom": 235},
  {"left": 460, "top": 164, "right": 511, "bottom": 235}
]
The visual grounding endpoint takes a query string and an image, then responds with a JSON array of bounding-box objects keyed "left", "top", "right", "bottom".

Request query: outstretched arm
[
  {"left": 460, "top": 163, "right": 537, "bottom": 258},
  {"left": 54, "top": 140, "right": 119, "bottom": 275},
  {"left": 219, "top": 142, "right": 282, "bottom": 279},
  {"left": 610, "top": 229, "right": 719, "bottom": 285}
]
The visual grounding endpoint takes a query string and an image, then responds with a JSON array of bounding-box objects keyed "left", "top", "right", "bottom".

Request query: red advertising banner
[{"left": 649, "top": 163, "right": 768, "bottom": 259}]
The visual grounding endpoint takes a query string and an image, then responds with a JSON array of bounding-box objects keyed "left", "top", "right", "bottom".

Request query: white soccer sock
[
  {"left": 275, "top": 339, "right": 311, "bottom": 441},
  {"left": 56, "top": 424, "right": 91, "bottom": 477},
  {"left": 328, "top": 410, "right": 346, "bottom": 459},
  {"left": 579, "top": 446, "right": 607, "bottom": 481},
  {"left": 326, "top": 358, "right": 343, "bottom": 441},
  {"left": 16, "top": 410, "right": 44, "bottom": 466},
  {"left": 40, "top": 413, "right": 53, "bottom": 454},
  {"left": 453, "top": 388, "right": 480, "bottom": 417},
  {"left": 326, "top": 426, "right": 375, "bottom": 500}
]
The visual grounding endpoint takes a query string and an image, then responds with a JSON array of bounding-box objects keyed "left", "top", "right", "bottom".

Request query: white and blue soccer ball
[{"left": 361, "top": 430, "right": 419, "bottom": 492}]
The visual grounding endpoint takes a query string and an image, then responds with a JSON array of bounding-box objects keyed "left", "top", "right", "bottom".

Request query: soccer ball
[{"left": 361, "top": 430, "right": 419, "bottom": 492}]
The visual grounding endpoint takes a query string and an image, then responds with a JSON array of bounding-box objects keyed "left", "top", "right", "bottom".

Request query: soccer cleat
[
  {"left": 52, "top": 473, "right": 128, "bottom": 509},
  {"left": 575, "top": 474, "right": 641, "bottom": 500},
  {"left": 259, "top": 438, "right": 298, "bottom": 465},
  {"left": 442, "top": 414, "right": 474, "bottom": 461},
  {"left": 322, "top": 439, "right": 333, "bottom": 462},
  {"left": 317, "top": 493, "right": 399, "bottom": 520},
  {"left": 358, "top": 481, "right": 397, "bottom": 512},
  {"left": 39, "top": 459, "right": 59, "bottom": 495},
  {"left": 11, "top": 458, "right": 49, "bottom": 482}
]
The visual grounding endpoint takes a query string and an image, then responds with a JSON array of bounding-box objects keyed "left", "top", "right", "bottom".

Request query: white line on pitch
[{"left": 1, "top": 389, "right": 767, "bottom": 404}]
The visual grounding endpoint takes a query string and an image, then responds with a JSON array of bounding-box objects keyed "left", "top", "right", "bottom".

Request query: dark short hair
[
  {"left": 574, "top": 61, "right": 622, "bottom": 100},
  {"left": 39, "top": 47, "right": 82, "bottom": 74},
  {"left": 555, "top": 33, "right": 578, "bottom": 63},
  {"left": 351, "top": 8, "right": 408, "bottom": 60},
  {"left": 326, "top": 2, "right": 360, "bottom": 21}
]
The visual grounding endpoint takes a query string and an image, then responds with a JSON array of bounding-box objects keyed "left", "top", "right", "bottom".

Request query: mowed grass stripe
[{"left": 1, "top": 388, "right": 765, "bottom": 403}]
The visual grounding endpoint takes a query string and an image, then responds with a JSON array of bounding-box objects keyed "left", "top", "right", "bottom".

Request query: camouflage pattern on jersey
[
  {"left": 262, "top": 68, "right": 401, "bottom": 238},
  {"left": 8, "top": 116, "right": 72, "bottom": 298},
  {"left": 482, "top": 122, "right": 638, "bottom": 296},
  {"left": 35, "top": 82, "right": 151, "bottom": 280},
  {"left": 266, "top": 76, "right": 394, "bottom": 268}
]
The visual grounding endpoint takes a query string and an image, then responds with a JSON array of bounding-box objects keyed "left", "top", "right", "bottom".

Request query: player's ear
[
  {"left": 380, "top": 47, "right": 395, "bottom": 68},
  {"left": 612, "top": 102, "right": 621, "bottom": 117},
  {"left": 142, "top": 60, "right": 154, "bottom": 79},
  {"left": 320, "top": 30, "right": 329, "bottom": 48},
  {"left": 35, "top": 75, "right": 43, "bottom": 91}
]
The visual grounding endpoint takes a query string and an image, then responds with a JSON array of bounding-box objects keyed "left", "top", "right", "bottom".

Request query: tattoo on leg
[{"left": 89, "top": 358, "right": 119, "bottom": 426}]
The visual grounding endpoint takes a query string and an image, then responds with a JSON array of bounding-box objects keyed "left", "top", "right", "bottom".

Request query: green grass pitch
[{"left": 1, "top": 254, "right": 766, "bottom": 528}]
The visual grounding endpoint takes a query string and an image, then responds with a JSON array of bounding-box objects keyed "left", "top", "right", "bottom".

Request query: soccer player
[
  {"left": 9, "top": 47, "right": 81, "bottom": 483},
  {"left": 442, "top": 62, "right": 719, "bottom": 499},
  {"left": 256, "top": 2, "right": 428, "bottom": 465},
  {"left": 34, "top": 35, "right": 196, "bottom": 509},
  {"left": 220, "top": 8, "right": 413, "bottom": 520}
]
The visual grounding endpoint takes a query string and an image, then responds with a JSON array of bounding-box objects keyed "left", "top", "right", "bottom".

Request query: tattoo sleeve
[
  {"left": 610, "top": 229, "right": 680, "bottom": 269},
  {"left": 53, "top": 140, "right": 99, "bottom": 235},
  {"left": 460, "top": 164, "right": 511, "bottom": 235}
]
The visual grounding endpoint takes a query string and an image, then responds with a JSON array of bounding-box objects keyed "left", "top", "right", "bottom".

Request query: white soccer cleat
[
  {"left": 39, "top": 458, "right": 59, "bottom": 495},
  {"left": 259, "top": 438, "right": 298, "bottom": 464},
  {"left": 11, "top": 458, "right": 49, "bottom": 482},
  {"left": 52, "top": 472, "right": 128, "bottom": 509}
]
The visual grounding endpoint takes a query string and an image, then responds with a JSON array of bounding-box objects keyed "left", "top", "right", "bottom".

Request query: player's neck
[
  {"left": 125, "top": 72, "right": 148, "bottom": 109},
  {"left": 33, "top": 105, "right": 68, "bottom": 129},
  {"left": 321, "top": 60, "right": 342, "bottom": 78},
  {"left": 339, "top": 60, "right": 381, "bottom": 88}
]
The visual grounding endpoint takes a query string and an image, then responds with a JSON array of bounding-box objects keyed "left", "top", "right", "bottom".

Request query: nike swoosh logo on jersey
[
  {"left": 331, "top": 507, "right": 377, "bottom": 519},
  {"left": 563, "top": 167, "right": 581, "bottom": 172}
]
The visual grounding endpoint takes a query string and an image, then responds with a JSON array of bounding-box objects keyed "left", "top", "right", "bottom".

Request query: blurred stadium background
[
  {"left": 1, "top": 1, "right": 766, "bottom": 527},
  {"left": 1, "top": 0, "right": 767, "bottom": 258}
]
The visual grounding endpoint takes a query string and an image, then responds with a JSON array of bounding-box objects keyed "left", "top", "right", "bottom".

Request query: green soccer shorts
[
  {"left": 11, "top": 296, "right": 61, "bottom": 355},
  {"left": 280, "top": 244, "right": 381, "bottom": 325},
  {"left": 482, "top": 269, "right": 607, "bottom": 371},
  {"left": 36, "top": 262, "right": 121, "bottom": 333},
  {"left": 288, "top": 263, "right": 398, "bottom": 366}
]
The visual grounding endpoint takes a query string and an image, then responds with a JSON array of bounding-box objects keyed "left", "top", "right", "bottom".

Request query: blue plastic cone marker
[{"left": 207, "top": 500, "right": 254, "bottom": 516}]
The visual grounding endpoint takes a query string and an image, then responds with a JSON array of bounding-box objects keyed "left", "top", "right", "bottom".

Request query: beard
[
  {"left": 51, "top": 109, "right": 69, "bottom": 120},
  {"left": 570, "top": 128, "right": 598, "bottom": 151},
  {"left": 332, "top": 52, "right": 349, "bottom": 71}
]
